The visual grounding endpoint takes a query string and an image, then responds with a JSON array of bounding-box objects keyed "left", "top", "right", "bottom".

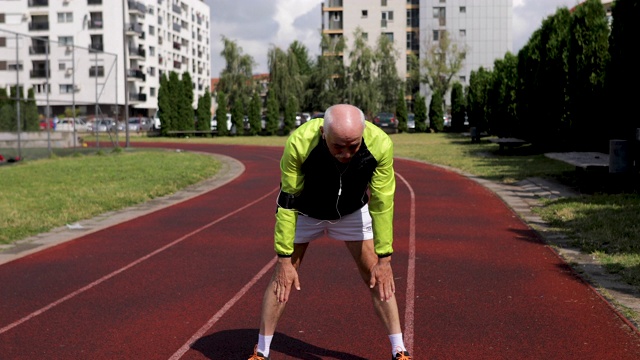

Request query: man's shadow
[{"left": 191, "top": 328, "right": 368, "bottom": 360}]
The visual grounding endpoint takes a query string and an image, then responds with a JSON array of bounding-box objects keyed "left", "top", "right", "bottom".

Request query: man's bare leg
[
  {"left": 259, "top": 242, "right": 309, "bottom": 336},
  {"left": 344, "top": 240, "right": 403, "bottom": 337}
]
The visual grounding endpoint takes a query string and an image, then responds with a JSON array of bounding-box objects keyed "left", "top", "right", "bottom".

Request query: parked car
[
  {"left": 92, "top": 118, "right": 123, "bottom": 133},
  {"left": 211, "top": 113, "right": 233, "bottom": 132},
  {"left": 407, "top": 113, "right": 415, "bottom": 132},
  {"left": 128, "top": 117, "right": 153, "bottom": 132},
  {"left": 295, "top": 112, "right": 311, "bottom": 127},
  {"left": 372, "top": 112, "right": 398, "bottom": 133},
  {"left": 310, "top": 112, "right": 324, "bottom": 120},
  {"left": 56, "top": 118, "right": 90, "bottom": 132},
  {"left": 39, "top": 118, "right": 55, "bottom": 130}
]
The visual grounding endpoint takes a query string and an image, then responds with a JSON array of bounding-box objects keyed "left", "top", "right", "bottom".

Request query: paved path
[{"left": 1, "top": 143, "right": 639, "bottom": 359}]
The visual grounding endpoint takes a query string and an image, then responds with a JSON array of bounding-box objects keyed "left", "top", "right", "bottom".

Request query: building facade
[
  {"left": 0, "top": 0, "right": 210, "bottom": 119},
  {"left": 321, "top": 0, "right": 512, "bottom": 94}
]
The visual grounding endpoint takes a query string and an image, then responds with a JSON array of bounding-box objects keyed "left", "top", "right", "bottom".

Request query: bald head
[
  {"left": 321, "top": 104, "right": 366, "bottom": 163},
  {"left": 323, "top": 104, "right": 366, "bottom": 139}
]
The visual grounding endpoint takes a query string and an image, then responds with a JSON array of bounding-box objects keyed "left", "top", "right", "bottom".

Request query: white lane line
[
  {"left": 169, "top": 256, "right": 278, "bottom": 360},
  {"left": 396, "top": 172, "right": 416, "bottom": 354},
  {"left": 0, "top": 188, "right": 279, "bottom": 336}
]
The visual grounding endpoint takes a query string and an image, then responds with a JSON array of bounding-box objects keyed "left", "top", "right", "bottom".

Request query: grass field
[{"left": 1, "top": 131, "right": 639, "bottom": 303}]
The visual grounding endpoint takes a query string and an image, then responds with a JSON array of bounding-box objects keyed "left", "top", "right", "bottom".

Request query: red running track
[{"left": 1, "top": 142, "right": 639, "bottom": 360}]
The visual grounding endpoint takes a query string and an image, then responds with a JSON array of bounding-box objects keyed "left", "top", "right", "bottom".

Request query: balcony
[
  {"left": 323, "top": 0, "right": 342, "bottom": 10},
  {"left": 173, "top": 22, "right": 181, "bottom": 32},
  {"left": 125, "top": 23, "right": 143, "bottom": 35},
  {"left": 173, "top": 61, "right": 181, "bottom": 69},
  {"left": 127, "top": 69, "right": 146, "bottom": 81},
  {"left": 90, "top": 43, "right": 104, "bottom": 52},
  {"left": 88, "top": 0, "right": 102, "bottom": 5},
  {"left": 128, "top": 1, "right": 146, "bottom": 16},
  {"left": 30, "top": 69, "right": 50, "bottom": 78},
  {"left": 29, "top": 22, "right": 49, "bottom": 31},
  {"left": 128, "top": 46, "right": 146, "bottom": 59},
  {"left": 129, "top": 93, "right": 147, "bottom": 102},
  {"left": 89, "top": 68, "right": 105, "bottom": 77},
  {"left": 172, "top": 4, "right": 181, "bottom": 14},
  {"left": 28, "top": 0, "right": 48, "bottom": 7},
  {"left": 88, "top": 19, "right": 103, "bottom": 29},
  {"left": 29, "top": 45, "right": 48, "bottom": 55},
  {"left": 173, "top": 42, "right": 181, "bottom": 50}
]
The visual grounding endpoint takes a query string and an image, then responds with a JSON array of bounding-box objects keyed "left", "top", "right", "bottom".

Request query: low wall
[{"left": 0, "top": 131, "right": 81, "bottom": 148}]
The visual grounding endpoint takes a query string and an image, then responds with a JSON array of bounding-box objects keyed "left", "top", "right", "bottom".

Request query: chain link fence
[{"left": 0, "top": 28, "right": 126, "bottom": 162}]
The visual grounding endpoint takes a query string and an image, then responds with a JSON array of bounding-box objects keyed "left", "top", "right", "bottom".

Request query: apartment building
[
  {"left": 321, "top": 0, "right": 512, "bottom": 91},
  {"left": 0, "top": 0, "right": 210, "bottom": 118}
]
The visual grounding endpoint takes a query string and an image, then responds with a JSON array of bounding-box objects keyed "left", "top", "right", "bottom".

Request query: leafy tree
[
  {"left": 289, "top": 41, "right": 314, "bottom": 112},
  {"left": 406, "top": 53, "right": 421, "bottom": 110},
  {"left": 217, "top": 36, "right": 255, "bottom": 109},
  {"left": 450, "top": 82, "right": 466, "bottom": 132},
  {"left": 308, "top": 32, "right": 346, "bottom": 112},
  {"left": 231, "top": 96, "right": 245, "bottom": 136},
  {"left": 283, "top": 95, "right": 297, "bottom": 135},
  {"left": 376, "top": 33, "right": 400, "bottom": 112},
  {"left": 486, "top": 53, "right": 518, "bottom": 138},
  {"left": 158, "top": 73, "right": 173, "bottom": 136},
  {"left": 467, "top": 67, "right": 491, "bottom": 135},
  {"left": 195, "top": 87, "right": 212, "bottom": 133},
  {"left": 567, "top": 0, "right": 609, "bottom": 150},
  {"left": 428, "top": 90, "right": 444, "bottom": 132},
  {"left": 264, "top": 90, "right": 279, "bottom": 135},
  {"left": 268, "top": 46, "right": 303, "bottom": 113},
  {"left": 606, "top": 0, "right": 640, "bottom": 141},
  {"left": 0, "top": 103, "right": 14, "bottom": 131},
  {"left": 348, "top": 27, "right": 379, "bottom": 116},
  {"left": 23, "top": 88, "right": 39, "bottom": 131},
  {"left": 215, "top": 91, "right": 229, "bottom": 136},
  {"left": 178, "top": 71, "right": 194, "bottom": 131},
  {"left": 414, "top": 93, "right": 427, "bottom": 133},
  {"left": 166, "top": 71, "right": 182, "bottom": 133},
  {"left": 420, "top": 30, "right": 466, "bottom": 107},
  {"left": 247, "top": 92, "right": 261, "bottom": 136},
  {"left": 396, "top": 89, "right": 408, "bottom": 133}
]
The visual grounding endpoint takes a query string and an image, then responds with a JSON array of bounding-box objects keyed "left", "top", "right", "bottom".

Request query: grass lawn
[{"left": 2, "top": 131, "right": 639, "bottom": 303}]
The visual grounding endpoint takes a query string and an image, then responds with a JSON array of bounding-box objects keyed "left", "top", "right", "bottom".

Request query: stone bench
[
  {"left": 544, "top": 152, "right": 609, "bottom": 172},
  {"left": 488, "top": 137, "right": 529, "bottom": 152}
]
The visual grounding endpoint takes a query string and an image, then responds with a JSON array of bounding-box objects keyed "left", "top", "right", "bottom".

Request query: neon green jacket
[{"left": 274, "top": 118, "right": 395, "bottom": 257}]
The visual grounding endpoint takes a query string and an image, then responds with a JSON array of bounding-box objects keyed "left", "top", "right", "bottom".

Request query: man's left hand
[{"left": 369, "top": 257, "right": 395, "bottom": 301}]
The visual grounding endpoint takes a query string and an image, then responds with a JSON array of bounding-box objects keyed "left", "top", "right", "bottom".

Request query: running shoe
[
  {"left": 248, "top": 345, "right": 270, "bottom": 360},
  {"left": 392, "top": 350, "right": 412, "bottom": 359}
]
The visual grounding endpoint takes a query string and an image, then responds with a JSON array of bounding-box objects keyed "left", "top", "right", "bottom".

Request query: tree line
[{"left": 467, "top": 0, "right": 639, "bottom": 152}]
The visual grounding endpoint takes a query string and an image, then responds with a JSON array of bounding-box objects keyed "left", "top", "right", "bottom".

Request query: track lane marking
[
  {"left": 0, "top": 187, "right": 279, "bottom": 336},
  {"left": 396, "top": 172, "right": 416, "bottom": 354},
  {"left": 169, "top": 256, "right": 278, "bottom": 360}
]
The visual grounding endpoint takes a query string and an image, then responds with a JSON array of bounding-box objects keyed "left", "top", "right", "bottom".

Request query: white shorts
[{"left": 294, "top": 204, "right": 373, "bottom": 243}]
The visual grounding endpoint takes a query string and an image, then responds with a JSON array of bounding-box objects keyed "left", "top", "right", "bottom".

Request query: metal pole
[
  {"left": 45, "top": 39, "right": 51, "bottom": 156},
  {"left": 72, "top": 43, "right": 77, "bottom": 149},
  {"left": 15, "top": 33, "right": 22, "bottom": 159},
  {"left": 95, "top": 49, "right": 98, "bottom": 148},
  {"left": 115, "top": 55, "right": 119, "bottom": 147},
  {"left": 122, "top": 0, "right": 130, "bottom": 148}
]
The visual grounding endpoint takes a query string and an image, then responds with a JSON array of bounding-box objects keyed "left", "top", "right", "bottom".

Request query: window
[
  {"left": 149, "top": 25, "right": 155, "bottom": 35},
  {"left": 60, "top": 84, "right": 74, "bottom": 93},
  {"left": 0, "top": 37, "right": 5, "bottom": 47},
  {"left": 89, "top": 65, "right": 104, "bottom": 77},
  {"left": 460, "top": 6, "right": 466, "bottom": 13},
  {"left": 382, "top": 11, "right": 394, "bottom": 21},
  {"left": 381, "top": 0, "right": 387, "bottom": 6},
  {"left": 383, "top": 32, "right": 394, "bottom": 42},
  {"left": 58, "top": 62, "right": 66, "bottom": 70},
  {"left": 149, "top": 46, "right": 155, "bottom": 56},
  {"left": 34, "top": 83, "right": 50, "bottom": 94},
  {"left": 8, "top": 63, "right": 23, "bottom": 71},
  {"left": 361, "top": 10, "right": 368, "bottom": 18},
  {"left": 150, "top": 87, "right": 156, "bottom": 97},
  {"left": 59, "top": 36, "right": 73, "bottom": 46},
  {"left": 0, "top": 14, "right": 5, "bottom": 24},
  {"left": 363, "top": 32, "right": 368, "bottom": 40},
  {"left": 433, "top": 30, "right": 445, "bottom": 41},
  {"left": 459, "top": 29, "right": 466, "bottom": 37},
  {"left": 459, "top": 75, "right": 466, "bottom": 82},
  {"left": 0, "top": 61, "right": 5, "bottom": 70},
  {"left": 57, "top": 12, "right": 73, "bottom": 23}
]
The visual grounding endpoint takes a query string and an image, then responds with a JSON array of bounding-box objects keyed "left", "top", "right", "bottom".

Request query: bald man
[{"left": 248, "top": 104, "right": 411, "bottom": 360}]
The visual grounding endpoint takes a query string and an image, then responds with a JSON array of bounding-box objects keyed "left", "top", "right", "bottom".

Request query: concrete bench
[
  {"left": 544, "top": 152, "right": 609, "bottom": 172},
  {"left": 167, "top": 130, "right": 217, "bottom": 136},
  {"left": 488, "top": 137, "right": 529, "bottom": 152}
]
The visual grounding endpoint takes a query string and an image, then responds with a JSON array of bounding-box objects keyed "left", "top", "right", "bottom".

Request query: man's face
[{"left": 322, "top": 126, "right": 362, "bottom": 163}]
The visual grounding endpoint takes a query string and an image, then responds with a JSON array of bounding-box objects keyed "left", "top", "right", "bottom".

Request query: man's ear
[{"left": 320, "top": 126, "right": 325, "bottom": 139}]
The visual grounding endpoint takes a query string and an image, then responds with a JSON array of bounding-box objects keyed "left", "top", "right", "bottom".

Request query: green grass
[{"left": 0, "top": 148, "right": 219, "bottom": 244}]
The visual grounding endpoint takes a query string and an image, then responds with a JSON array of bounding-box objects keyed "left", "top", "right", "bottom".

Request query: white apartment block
[
  {"left": 0, "top": 0, "right": 210, "bottom": 118},
  {"left": 322, "top": 0, "right": 512, "bottom": 94}
]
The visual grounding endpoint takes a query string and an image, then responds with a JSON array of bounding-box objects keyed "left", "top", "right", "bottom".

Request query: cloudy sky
[{"left": 205, "top": 0, "right": 582, "bottom": 76}]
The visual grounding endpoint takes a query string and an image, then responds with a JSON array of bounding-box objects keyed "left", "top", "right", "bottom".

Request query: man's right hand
[{"left": 272, "top": 257, "right": 301, "bottom": 303}]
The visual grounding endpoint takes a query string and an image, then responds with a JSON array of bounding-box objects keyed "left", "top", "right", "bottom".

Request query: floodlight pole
[
  {"left": 15, "top": 33, "right": 21, "bottom": 159},
  {"left": 122, "top": 0, "right": 130, "bottom": 148}
]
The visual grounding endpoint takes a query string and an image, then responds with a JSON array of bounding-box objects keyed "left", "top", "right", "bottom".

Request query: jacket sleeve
[
  {"left": 366, "top": 125, "right": 396, "bottom": 257},
  {"left": 273, "top": 121, "right": 320, "bottom": 256}
]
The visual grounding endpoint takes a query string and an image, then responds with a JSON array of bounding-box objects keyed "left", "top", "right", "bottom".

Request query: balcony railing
[
  {"left": 90, "top": 43, "right": 104, "bottom": 52},
  {"left": 127, "top": 69, "right": 146, "bottom": 80},
  {"left": 172, "top": 4, "right": 181, "bottom": 14},
  {"left": 88, "top": 0, "right": 102, "bottom": 4},
  {"left": 30, "top": 69, "right": 50, "bottom": 78},
  {"left": 125, "top": 23, "right": 143, "bottom": 34},
  {"left": 88, "top": 20, "right": 103, "bottom": 29},
  {"left": 129, "top": 93, "right": 147, "bottom": 102},
  {"left": 128, "top": 47, "right": 146, "bottom": 58},
  {"left": 173, "top": 61, "right": 181, "bottom": 69},
  {"left": 28, "top": 0, "right": 48, "bottom": 7},
  {"left": 173, "top": 42, "right": 181, "bottom": 50},
  {"left": 29, "top": 22, "right": 49, "bottom": 31},
  {"left": 29, "top": 45, "right": 48, "bottom": 55},
  {"left": 173, "top": 22, "right": 181, "bottom": 32}
]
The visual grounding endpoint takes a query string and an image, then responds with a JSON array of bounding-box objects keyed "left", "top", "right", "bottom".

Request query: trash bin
[{"left": 609, "top": 139, "right": 632, "bottom": 174}]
